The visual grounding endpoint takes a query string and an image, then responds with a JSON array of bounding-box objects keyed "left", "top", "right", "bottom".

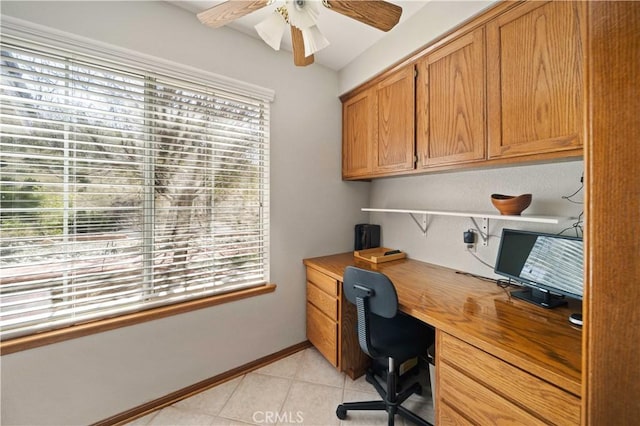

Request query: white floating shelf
[
  {"left": 362, "top": 208, "right": 566, "bottom": 224},
  {"left": 362, "top": 208, "right": 573, "bottom": 246}
]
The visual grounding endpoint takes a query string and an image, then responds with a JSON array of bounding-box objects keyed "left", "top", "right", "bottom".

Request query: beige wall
[{"left": 0, "top": 1, "right": 369, "bottom": 424}]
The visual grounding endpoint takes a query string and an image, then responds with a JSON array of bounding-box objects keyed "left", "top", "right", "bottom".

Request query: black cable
[
  {"left": 466, "top": 247, "right": 495, "bottom": 270},
  {"left": 561, "top": 173, "right": 584, "bottom": 204},
  {"left": 496, "top": 278, "right": 519, "bottom": 299},
  {"left": 558, "top": 210, "right": 584, "bottom": 237},
  {"left": 496, "top": 278, "right": 511, "bottom": 289},
  {"left": 455, "top": 270, "right": 497, "bottom": 283},
  {"left": 559, "top": 173, "right": 584, "bottom": 237},
  {"left": 455, "top": 273, "right": 522, "bottom": 301}
]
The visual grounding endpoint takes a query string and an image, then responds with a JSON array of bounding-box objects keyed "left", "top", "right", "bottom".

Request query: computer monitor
[{"left": 494, "top": 228, "right": 583, "bottom": 308}]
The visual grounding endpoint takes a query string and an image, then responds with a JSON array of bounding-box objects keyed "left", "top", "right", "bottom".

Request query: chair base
[{"left": 336, "top": 363, "right": 433, "bottom": 426}]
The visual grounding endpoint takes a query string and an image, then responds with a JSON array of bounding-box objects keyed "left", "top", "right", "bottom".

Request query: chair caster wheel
[{"left": 336, "top": 406, "right": 347, "bottom": 420}]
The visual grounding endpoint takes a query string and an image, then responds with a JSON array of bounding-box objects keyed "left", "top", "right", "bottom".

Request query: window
[{"left": 0, "top": 37, "right": 270, "bottom": 341}]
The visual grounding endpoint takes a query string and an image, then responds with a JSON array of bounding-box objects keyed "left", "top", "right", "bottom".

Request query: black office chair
[{"left": 336, "top": 266, "right": 435, "bottom": 426}]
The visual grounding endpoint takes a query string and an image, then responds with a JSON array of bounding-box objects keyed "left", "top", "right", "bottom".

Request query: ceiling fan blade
[
  {"left": 198, "top": 0, "right": 271, "bottom": 28},
  {"left": 324, "top": 0, "right": 402, "bottom": 32},
  {"left": 291, "top": 26, "right": 314, "bottom": 66}
]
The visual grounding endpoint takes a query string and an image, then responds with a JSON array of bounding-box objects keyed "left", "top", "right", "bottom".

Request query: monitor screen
[{"left": 494, "top": 229, "right": 583, "bottom": 306}]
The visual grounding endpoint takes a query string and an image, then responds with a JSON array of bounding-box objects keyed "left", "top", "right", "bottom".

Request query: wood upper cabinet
[
  {"left": 342, "top": 65, "right": 415, "bottom": 179},
  {"left": 342, "top": 89, "right": 375, "bottom": 179},
  {"left": 416, "top": 27, "right": 486, "bottom": 167},
  {"left": 486, "top": 1, "right": 585, "bottom": 159},
  {"left": 373, "top": 65, "right": 415, "bottom": 174},
  {"left": 341, "top": 0, "right": 586, "bottom": 180}
]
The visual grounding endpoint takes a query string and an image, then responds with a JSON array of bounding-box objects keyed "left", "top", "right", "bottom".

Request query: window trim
[
  {"left": 0, "top": 17, "right": 276, "bottom": 352},
  {"left": 0, "top": 283, "right": 276, "bottom": 355}
]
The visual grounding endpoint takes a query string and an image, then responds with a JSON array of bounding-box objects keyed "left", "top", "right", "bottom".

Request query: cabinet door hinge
[{"left": 414, "top": 68, "right": 418, "bottom": 79}]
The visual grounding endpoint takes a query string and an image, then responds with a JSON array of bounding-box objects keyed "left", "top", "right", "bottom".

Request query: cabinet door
[
  {"left": 417, "top": 28, "right": 485, "bottom": 167},
  {"left": 487, "top": 1, "right": 585, "bottom": 159},
  {"left": 373, "top": 66, "right": 415, "bottom": 174},
  {"left": 342, "top": 89, "right": 375, "bottom": 179}
]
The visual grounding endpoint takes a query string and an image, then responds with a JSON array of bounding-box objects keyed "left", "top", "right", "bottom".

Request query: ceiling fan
[{"left": 197, "top": 0, "right": 403, "bottom": 66}]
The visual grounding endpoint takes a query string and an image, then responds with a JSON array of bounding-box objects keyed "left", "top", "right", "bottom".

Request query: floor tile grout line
[
  {"left": 215, "top": 373, "right": 250, "bottom": 423},
  {"left": 251, "top": 350, "right": 305, "bottom": 382},
  {"left": 211, "top": 374, "right": 245, "bottom": 418},
  {"left": 168, "top": 376, "right": 245, "bottom": 419},
  {"left": 274, "top": 376, "right": 296, "bottom": 426},
  {"left": 290, "top": 376, "right": 347, "bottom": 389},
  {"left": 268, "top": 349, "right": 304, "bottom": 426},
  {"left": 291, "top": 348, "right": 308, "bottom": 381}
]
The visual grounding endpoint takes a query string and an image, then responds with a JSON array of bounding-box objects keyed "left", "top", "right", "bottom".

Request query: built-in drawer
[
  {"left": 307, "top": 282, "right": 338, "bottom": 320},
  {"left": 440, "top": 332, "right": 580, "bottom": 425},
  {"left": 306, "top": 302, "right": 338, "bottom": 367},
  {"left": 306, "top": 267, "right": 338, "bottom": 296},
  {"left": 439, "top": 362, "right": 545, "bottom": 425},
  {"left": 439, "top": 400, "right": 474, "bottom": 426}
]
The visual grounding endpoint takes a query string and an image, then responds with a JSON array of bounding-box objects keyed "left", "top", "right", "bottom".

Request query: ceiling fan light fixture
[
  {"left": 301, "top": 25, "right": 330, "bottom": 57},
  {"left": 197, "top": 0, "right": 404, "bottom": 66},
  {"left": 286, "top": 0, "right": 320, "bottom": 30},
  {"left": 255, "top": 9, "right": 288, "bottom": 51}
]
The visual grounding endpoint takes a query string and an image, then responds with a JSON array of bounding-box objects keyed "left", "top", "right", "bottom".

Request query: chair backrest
[
  {"left": 343, "top": 266, "right": 399, "bottom": 318},
  {"left": 343, "top": 266, "right": 399, "bottom": 357}
]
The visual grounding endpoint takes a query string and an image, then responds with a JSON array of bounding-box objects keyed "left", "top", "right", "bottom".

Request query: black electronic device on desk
[
  {"left": 494, "top": 229, "right": 583, "bottom": 311},
  {"left": 354, "top": 224, "right": 380, "bottom": 251}
]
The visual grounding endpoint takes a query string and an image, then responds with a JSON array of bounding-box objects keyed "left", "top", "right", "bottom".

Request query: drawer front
[
  {"left": 439, "top": 362, "right": 546, "bottom": 425},
  {"left": 306, "top": 267, "right": 338, "bottom": 296},
  {"left": 306, "top": 302, "right": 338, "bottom": 366},
  {"left": 307, "top": 282, "right": 338, "bottom": 320},
  {"left": 440, "top": 332, "right": 581, "bottom": 425},
  {"left": 438, "top": 400, "right": 474, "bottom": 426}
]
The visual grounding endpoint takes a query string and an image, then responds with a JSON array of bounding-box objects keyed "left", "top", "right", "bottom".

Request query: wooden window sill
[{"left": 0, "top": 284, "right": 276, "bottom": 355}]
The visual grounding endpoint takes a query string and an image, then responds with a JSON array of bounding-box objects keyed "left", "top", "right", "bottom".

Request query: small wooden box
[{"left": 354, "top": 247, "right": 406, "bottom": 264}]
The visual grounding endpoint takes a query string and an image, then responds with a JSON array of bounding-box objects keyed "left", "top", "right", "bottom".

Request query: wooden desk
[{"left": 304, "top": 252, "right": 582, "bottom": 425}]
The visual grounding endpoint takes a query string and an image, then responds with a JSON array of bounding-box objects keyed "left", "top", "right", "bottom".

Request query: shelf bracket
[
  {"left": 409, "top": 213, "right": 429, "bottom": 236},
  {"left": 470, "top": 217, "right": 489, "bottom": 246}
]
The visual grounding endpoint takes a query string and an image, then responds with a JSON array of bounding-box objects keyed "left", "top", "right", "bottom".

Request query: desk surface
[{"left": 303, "top": 252, "right": 582, "bottom": 396}]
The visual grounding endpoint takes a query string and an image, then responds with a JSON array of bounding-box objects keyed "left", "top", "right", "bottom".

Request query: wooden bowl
[{"left": 490, "top": 193, "right": 532, "bottom": 215}]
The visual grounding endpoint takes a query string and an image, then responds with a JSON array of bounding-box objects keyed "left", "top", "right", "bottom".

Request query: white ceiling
[{"left": 168, "top": 1, "right": 430, "bottom": 70}]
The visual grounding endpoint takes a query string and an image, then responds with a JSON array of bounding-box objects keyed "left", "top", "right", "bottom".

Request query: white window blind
[{"left": 0, "top": 38, "right": 270, "bottom": 340}]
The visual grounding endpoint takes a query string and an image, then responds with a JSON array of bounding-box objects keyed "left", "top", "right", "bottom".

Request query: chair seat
[{"left": 369, "top": 312, "right": 433, "bottom": 362}]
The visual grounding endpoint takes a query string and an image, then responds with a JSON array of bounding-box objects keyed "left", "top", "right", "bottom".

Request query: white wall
[
  {"left": 338, "top": 0, "right": 497, "bottom": 94},
  {"left": 0, "top": 1, "right": 369, "bottom": 424}
]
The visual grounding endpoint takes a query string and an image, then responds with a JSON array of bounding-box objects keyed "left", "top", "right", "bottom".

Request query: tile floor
[{"left": 127, "top": 347, "right": 434, "bottom": 426}]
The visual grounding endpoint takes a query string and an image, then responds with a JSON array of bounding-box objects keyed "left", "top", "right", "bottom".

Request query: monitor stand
[{"left": 511, "top": 287, "right": 567, "bottom": 309}]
